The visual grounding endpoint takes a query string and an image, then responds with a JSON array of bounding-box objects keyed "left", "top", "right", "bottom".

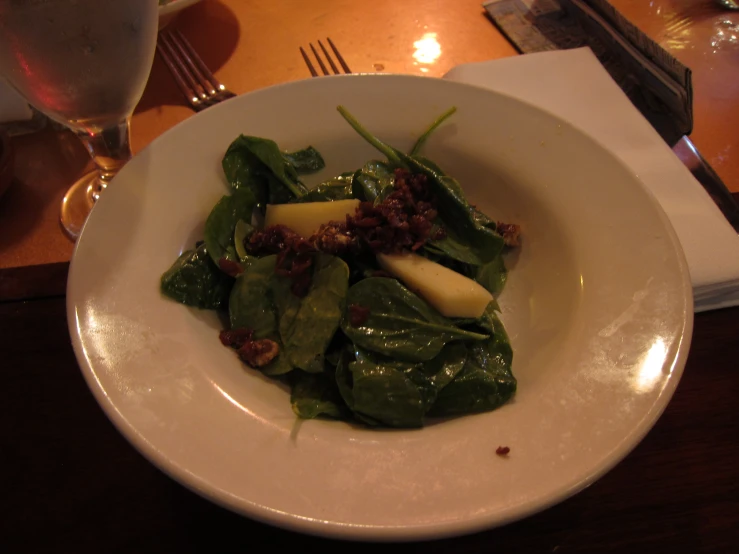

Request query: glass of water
[{"left": 0, "top": 0, "right": 159, "bottom": 239}]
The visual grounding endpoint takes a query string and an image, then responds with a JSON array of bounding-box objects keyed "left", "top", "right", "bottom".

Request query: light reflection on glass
[
  {"left": 634, "top": 338, "right": 667, "bottom": 393},
  {"left": 413, "top": 32, "right": 441, "bottom": 66}
]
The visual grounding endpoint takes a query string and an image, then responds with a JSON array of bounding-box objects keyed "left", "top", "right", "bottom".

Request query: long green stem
[
  {"left": 409, "top": 106, "right": 457, "bottom": 156},
  {"left": 336, "top": 105, "right": 402, "bottom": 165}
]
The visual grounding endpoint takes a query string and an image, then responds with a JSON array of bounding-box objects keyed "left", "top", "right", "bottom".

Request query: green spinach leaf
[
  {"left": 203, "top": 188, "right": 257, "bottom": 266},
  {"left": 341, "top": 277, "right": 488, "bottom": 362},
  {"left": 222, "top": 135, "right": 308, "bottom": 206},
  {"left": 423, "top": 226, "right": 488, "bottom": 266},
  {"left": 222, "top": 145, "right": 268, "bottom": 205},
  {"left": 290, "top": 370, "right": 348, "bottom": 419},
  {"left": 227, "top": 255, "right": 295, "bottom": 375},
  {"left": 283, "top": 146, "right": 325, "bottom": 174},
  {"left": 234, "top": 219, "right": 256, "bottom": 264},
  {"left": 340, "top": 348, "right": 435, "bottom": 428},
  {"left": 429, "top": 310, "right": 515, "bottom": 416},
  {"left": 410, "top": 163, "right": 505, "bottom": 264},
  {"left": 411, "top": 155, "right": 447, "bottom": 178},
  {"left": 277, "top": 254, "right": 350, "bottom": 372},
  {"left": 260, "top": 351, "right": 293, "bottom": 376},
  {"left": 267, "top": 175, "right": 296, "bottom": 205},
  {"left": 409, "top": 106, "right": 456, "bottom": 156},
  {"left": 298, "top": 173, "right": 355, "bottom": 202},
  {"left": 336, "top": 106, "right": 504, "bottom": 263},
  {"left": 475, "top": 255, "right": 508, "bottom": 296},
  {"left": 335, "top": 349, "right": 355, "bottom": 408},
  {"left": 334, "top": 342, "right": 469, "bottom": 427},
  {"left": 228, "top": 255, "right": 278, "bottom": 337},
  {"left": 420, "top": 342, "right": 468, "bottom": 391},
  {"left": 160, "top": 244, "right": 232, "bottom": 309},
  {"left": 351, "top": 160, "right": 394, "bottom": 202},
  {"left": 353, "top": 345, "right": 465, "bottom": 395}
]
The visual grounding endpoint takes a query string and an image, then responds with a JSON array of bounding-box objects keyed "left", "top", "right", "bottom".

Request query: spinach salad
[{"left": 160, "top": 106, "right": 520, "bottom": 428}]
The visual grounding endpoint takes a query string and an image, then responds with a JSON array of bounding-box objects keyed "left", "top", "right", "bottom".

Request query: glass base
[{"left": 60, "top": 170, "right": 99, "bottom": 240}]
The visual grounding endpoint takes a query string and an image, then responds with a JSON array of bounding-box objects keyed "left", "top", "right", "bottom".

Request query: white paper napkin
[
  {"left": 444, "top": 47, "right": 739, "bottom": 312},
  {"left": 0, "top": 77, "right": 33, "bottom": 123}
]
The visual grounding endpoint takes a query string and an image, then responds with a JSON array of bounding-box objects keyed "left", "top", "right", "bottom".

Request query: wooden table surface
[{"left": 2, "top": 1, "right": 738, "bottom": 552}]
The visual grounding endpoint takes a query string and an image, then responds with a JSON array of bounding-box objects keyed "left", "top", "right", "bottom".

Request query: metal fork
[
  {"left": 157, "top": 28, "right": 236, "bottom": 111},
  {"left": 300, "top": 38, "right": 351, "bottom": 76}
]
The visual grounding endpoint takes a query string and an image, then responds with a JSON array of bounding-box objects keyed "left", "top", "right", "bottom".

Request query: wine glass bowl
[{"left": 0, "top": 0, "right": 159, "bottom": 238}]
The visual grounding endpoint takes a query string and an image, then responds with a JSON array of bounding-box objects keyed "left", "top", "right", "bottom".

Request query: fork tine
[
  {"left": 158, "top": 35, "right": 209, "bottom": 108},
  {"left": 165, "top": 30, "right": 216, "bottom": 96},
  {"left": 156, "top": 43, "right": 198, "bottom": 106},
  {"left": 301, "top": 39, "right": 351, "bottom": 77},
  {"left": 326, "top": 37, "right": 351, "bottom": 73},
  {"left": 158, "top": 28, "right": 236, "bottom": 112},
  {"left": 171, "top": 29, "right": 234, "bottom": 99},
  {"left": 309, "top": 43, "right": 330, "bottom": 76},
  {"left": 318, "top": 40, "right": 340, "bottom": 75},
  {"left": 300, "top": 47, "right": 318, "bottom": 77}
]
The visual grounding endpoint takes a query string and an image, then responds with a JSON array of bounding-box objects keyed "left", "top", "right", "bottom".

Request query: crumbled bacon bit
[
  {"left": 497, "top": 222, "right": 521, "bottom": 248},
  {"left": 238, "top": 338, "right": 280, "bottom": 368},
  {"left": 311, "top": 221, "right": 358, "bottom": 255},
  {"left": 351, "top": 169, "right": 440, "bottom": 254},
  {"left": 311, "top": 169, "right": 441, "bottom": 257},
  {"left": 219, "top": 328, "right": 254, "bottom": 348},
  {"left": 496, "top": 446, "right": 510, "bottom": 456},
  {"left": 247, "top": 224, "right": 317, "bottom": 297},
  {"left": 243, "top": 170, "right": 519, "bottom": 298},
  {"left": 348, "top": 304, "right": 371, "bottom": 327},
  {"left": 246, "top": 224, "right": 304, "bottom": 256},
  {"left": 218, "top": 257, "right": 244, "bottom": 277},
  {"left": 244, "top": 170, "right": 444, "bottom": 297}
]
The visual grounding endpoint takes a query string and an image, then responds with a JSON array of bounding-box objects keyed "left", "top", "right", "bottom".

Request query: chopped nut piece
[
  {"left": 497, "top": 222, "right": 521, "bottom": 248},
  {"left": 238, "top": 338, "right": 280, "bottom": 368}
]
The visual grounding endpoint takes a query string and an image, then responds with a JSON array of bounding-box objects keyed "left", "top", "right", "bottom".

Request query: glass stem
[{"left": 76, "top": 118, "right": 132, "bottom": 203}]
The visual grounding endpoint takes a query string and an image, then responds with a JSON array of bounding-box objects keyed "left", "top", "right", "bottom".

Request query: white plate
[
  {"left": 67, "top": 74, "right": 692, "bottom": 541},
  {"left": 158, "top": 0, "right": 202, "bottom": 27}
]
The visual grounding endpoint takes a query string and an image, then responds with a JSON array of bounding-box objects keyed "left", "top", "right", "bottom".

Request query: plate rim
[{"left": 66, "top": 73, "right": 694, "bottom": 541}]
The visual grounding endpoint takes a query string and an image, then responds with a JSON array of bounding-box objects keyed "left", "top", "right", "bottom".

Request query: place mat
[
  {"left": 483, "top": 0, "right": 739, "bottom": 233},
  {"left": 484, "top": 0, "right": 692, "bottom": 146}
]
